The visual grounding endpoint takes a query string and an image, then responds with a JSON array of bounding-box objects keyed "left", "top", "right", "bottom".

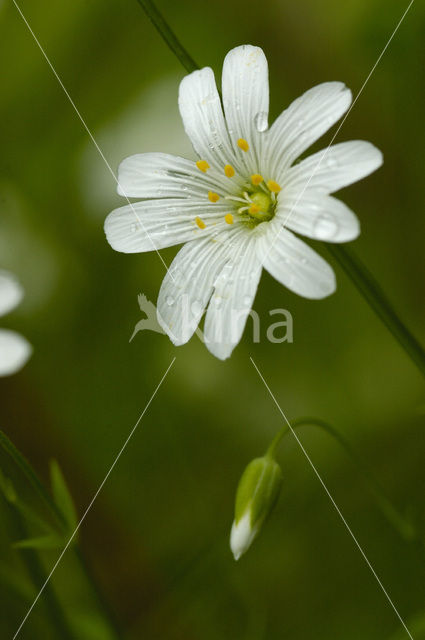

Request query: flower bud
[{"left": 230, "top": 455, "right": 282, "bottom": 560}]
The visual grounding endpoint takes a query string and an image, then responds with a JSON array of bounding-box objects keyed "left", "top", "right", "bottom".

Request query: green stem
[
  {"left": 135, "top": 0, "right": 425, "bottom": 378},
  {"left": 267, "top": 417, "right": 418, "bottom": 543},
  {"left": 6, "top": 504, "right": 75, "bottom": 640},
  {"left": 135, "top": 0, "right": 198, "bottom": 72},
  {"left": 327, "top": 244, "right": 425, "bottom": 377},
  {"left": 0, "top": 429, "right": 121, "bottom": 638}
]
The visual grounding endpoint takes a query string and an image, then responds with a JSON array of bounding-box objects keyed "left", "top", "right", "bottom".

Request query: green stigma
[{"left": 248, "top": 190, "right": 275, "bottom": 223}]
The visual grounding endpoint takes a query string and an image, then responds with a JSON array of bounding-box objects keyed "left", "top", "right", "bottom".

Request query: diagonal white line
[
  {"left": 13, "top": 357, "right": 176, "bottom": 639},
  {"left": 249, "top": 357, "right": 414, "bottom": 640},
  {"left": 11, "top": 0, "right": 175, "bottom": 281},
  {"left": 263, "top": 0, "right": 415, "bottom": 265}
]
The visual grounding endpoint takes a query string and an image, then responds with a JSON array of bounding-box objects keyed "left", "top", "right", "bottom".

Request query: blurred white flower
[
  {"left": 0, "top": 271, "right": 32, "bottom": 376},
  {"left": 105, "top": 44, "right": 382, "bottom": 359}
]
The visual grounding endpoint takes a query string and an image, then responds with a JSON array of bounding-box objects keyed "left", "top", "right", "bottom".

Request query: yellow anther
[
  {"left": 237, "top": 138, "right": 249, "bottom": 152},
  {"left": 224, "top": 164, "right": 235, "bottom": 178},
  {"left": 267, "top": 179, "right": 281, "bottom": 193},
  {"left": 196, "top": 160, "right": 210, "bottom": 173},
  {"left": 208, "top": 191, "right": 220, "bottom": 203},
  {"left": 195, "top": 216, "right": 206, "bottom": 229},
  {"left": 224, "top": 213, "right": 234, "bottom": 225},
  {"left": 251, "top": 174, "right": 263, "bottom": 186},
  {"left": 248, "top": 203, "right": 261, "bottom": 215}
]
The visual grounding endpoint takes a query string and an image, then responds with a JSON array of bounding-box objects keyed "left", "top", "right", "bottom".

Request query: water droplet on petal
[
  {"left": 254, "top": 111, "right": 268, "bottom": 132},
  {"left": 313, "top": 214, "right": 339, "bottom": 240},
  {"left": 191, "top": 299, "right": 202, "bottom": 316},
  {"left": 326, "top": 157, "right": 337, "bottom": 168},
  {"left": 166, "top": 295, "right": 175, "bottom": 306}
]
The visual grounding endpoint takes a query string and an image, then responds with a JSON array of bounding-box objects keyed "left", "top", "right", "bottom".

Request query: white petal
[
  {"left": 0, "top": 329, "right": 32, "bottom": 377},
  {"left": 0, "top": 271, "right": 24, "bottom": 317},
  {"left": 286, "top": 141, "right": 383, "bottom": 194},
  {"left": 116, "top": 152, "right": 233, "bottom": 199},
  {"left": 279, "top": 192, "right": 360, "bottom": 242},
  {"left": 204, "top": 234, "right": 262, "bottom": 360},
  {"left": 105, "top": 199, "right": 229, "bottom": 253},
  {"left": 230, "top": 512, "right": 258, "bottom": 561},
  {"left": 258, "top": 226, "right": 336, "bottom": 299},
  {"left": 178, "top": 68, "right": 235, "bottom": 170},
  {"left": 265, "top": 82, "right": 352, "bottom": 178},
  {"left": 222, "top": 45, "right": 269, "bottom": 170},
  {"left": 157, "top": 229, "right": 244, "bottom": 345}
]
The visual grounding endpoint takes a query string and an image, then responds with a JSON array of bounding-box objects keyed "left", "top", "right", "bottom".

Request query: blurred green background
[{"left": 1, "top": 0, "right": 424, "bottom": 638}]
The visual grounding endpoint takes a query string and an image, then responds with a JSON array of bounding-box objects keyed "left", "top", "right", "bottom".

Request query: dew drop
[
  {"left": 254, "top": 111, "right": 268, "bottom": 132},
  {"left": 191, "top": 299, "right": 202, "bottom": 316},
  {"left": 313, "top": 214, "right": 339, "bottom": 240},
  {"left": 166, "top": 295, "right": 175, "bottom": 306}
]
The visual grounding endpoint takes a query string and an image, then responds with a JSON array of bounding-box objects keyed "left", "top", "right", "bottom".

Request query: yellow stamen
[
  {"left": 196, "top": 160, "right": 210, "bottom": 173},
  {"left": 237, "top": 138, "right": 249, "bottom": 152},
  {"left": 251, "top": 174, "right": 263, "bottom": 186},
  {"left": 248, "top": 203, "right": 261, "bottom": 215},
  {"left": 267, "top": 179, "right": 281, "bottom": 193},
  {"left": 224, "top": 213, "right": 234, "bottom": 225},
  {"left": 208, "top": 191, "right": 220, "bottom": 203},
  {"left": 195, "top": 216, "right": 206, "bottom": 229},
  {"left": 224, "top": 164, "right": 235, "bottom": 178}
]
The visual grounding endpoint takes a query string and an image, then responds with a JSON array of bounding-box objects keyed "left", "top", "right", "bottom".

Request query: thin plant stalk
[
  {"left": 267, "top": 417, "right": 417, "bottom": 543},
  {"left": 135, "top": 0, "right": 198, "bottom": 72}
]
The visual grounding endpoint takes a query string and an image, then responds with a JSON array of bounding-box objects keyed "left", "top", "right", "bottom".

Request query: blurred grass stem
[
  {"left": 6, "top": 504, "right": 75, "bottom": 640},
  {"left": 0, "top": 429, "right": 121, "bottom": 639}
]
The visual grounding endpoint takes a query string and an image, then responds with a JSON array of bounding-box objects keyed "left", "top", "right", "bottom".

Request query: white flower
[
  {"left": 0, "top": 271, "right": 32, "bottom": 376},
  {"left": 105, "top": 45, "right": 382, "bottom": 359}
]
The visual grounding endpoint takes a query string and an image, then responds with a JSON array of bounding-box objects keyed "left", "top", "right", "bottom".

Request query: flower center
[
  {"left": 193, "top": 138, "right": 282, "bottom": 230},
  {"left": 247, "top": 190, "right": 274, "bottom": 222}
]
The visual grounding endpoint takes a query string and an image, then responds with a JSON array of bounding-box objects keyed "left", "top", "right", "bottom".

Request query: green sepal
[{"left": 234, "top": 456, "right": 282, "bottom": 529}]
